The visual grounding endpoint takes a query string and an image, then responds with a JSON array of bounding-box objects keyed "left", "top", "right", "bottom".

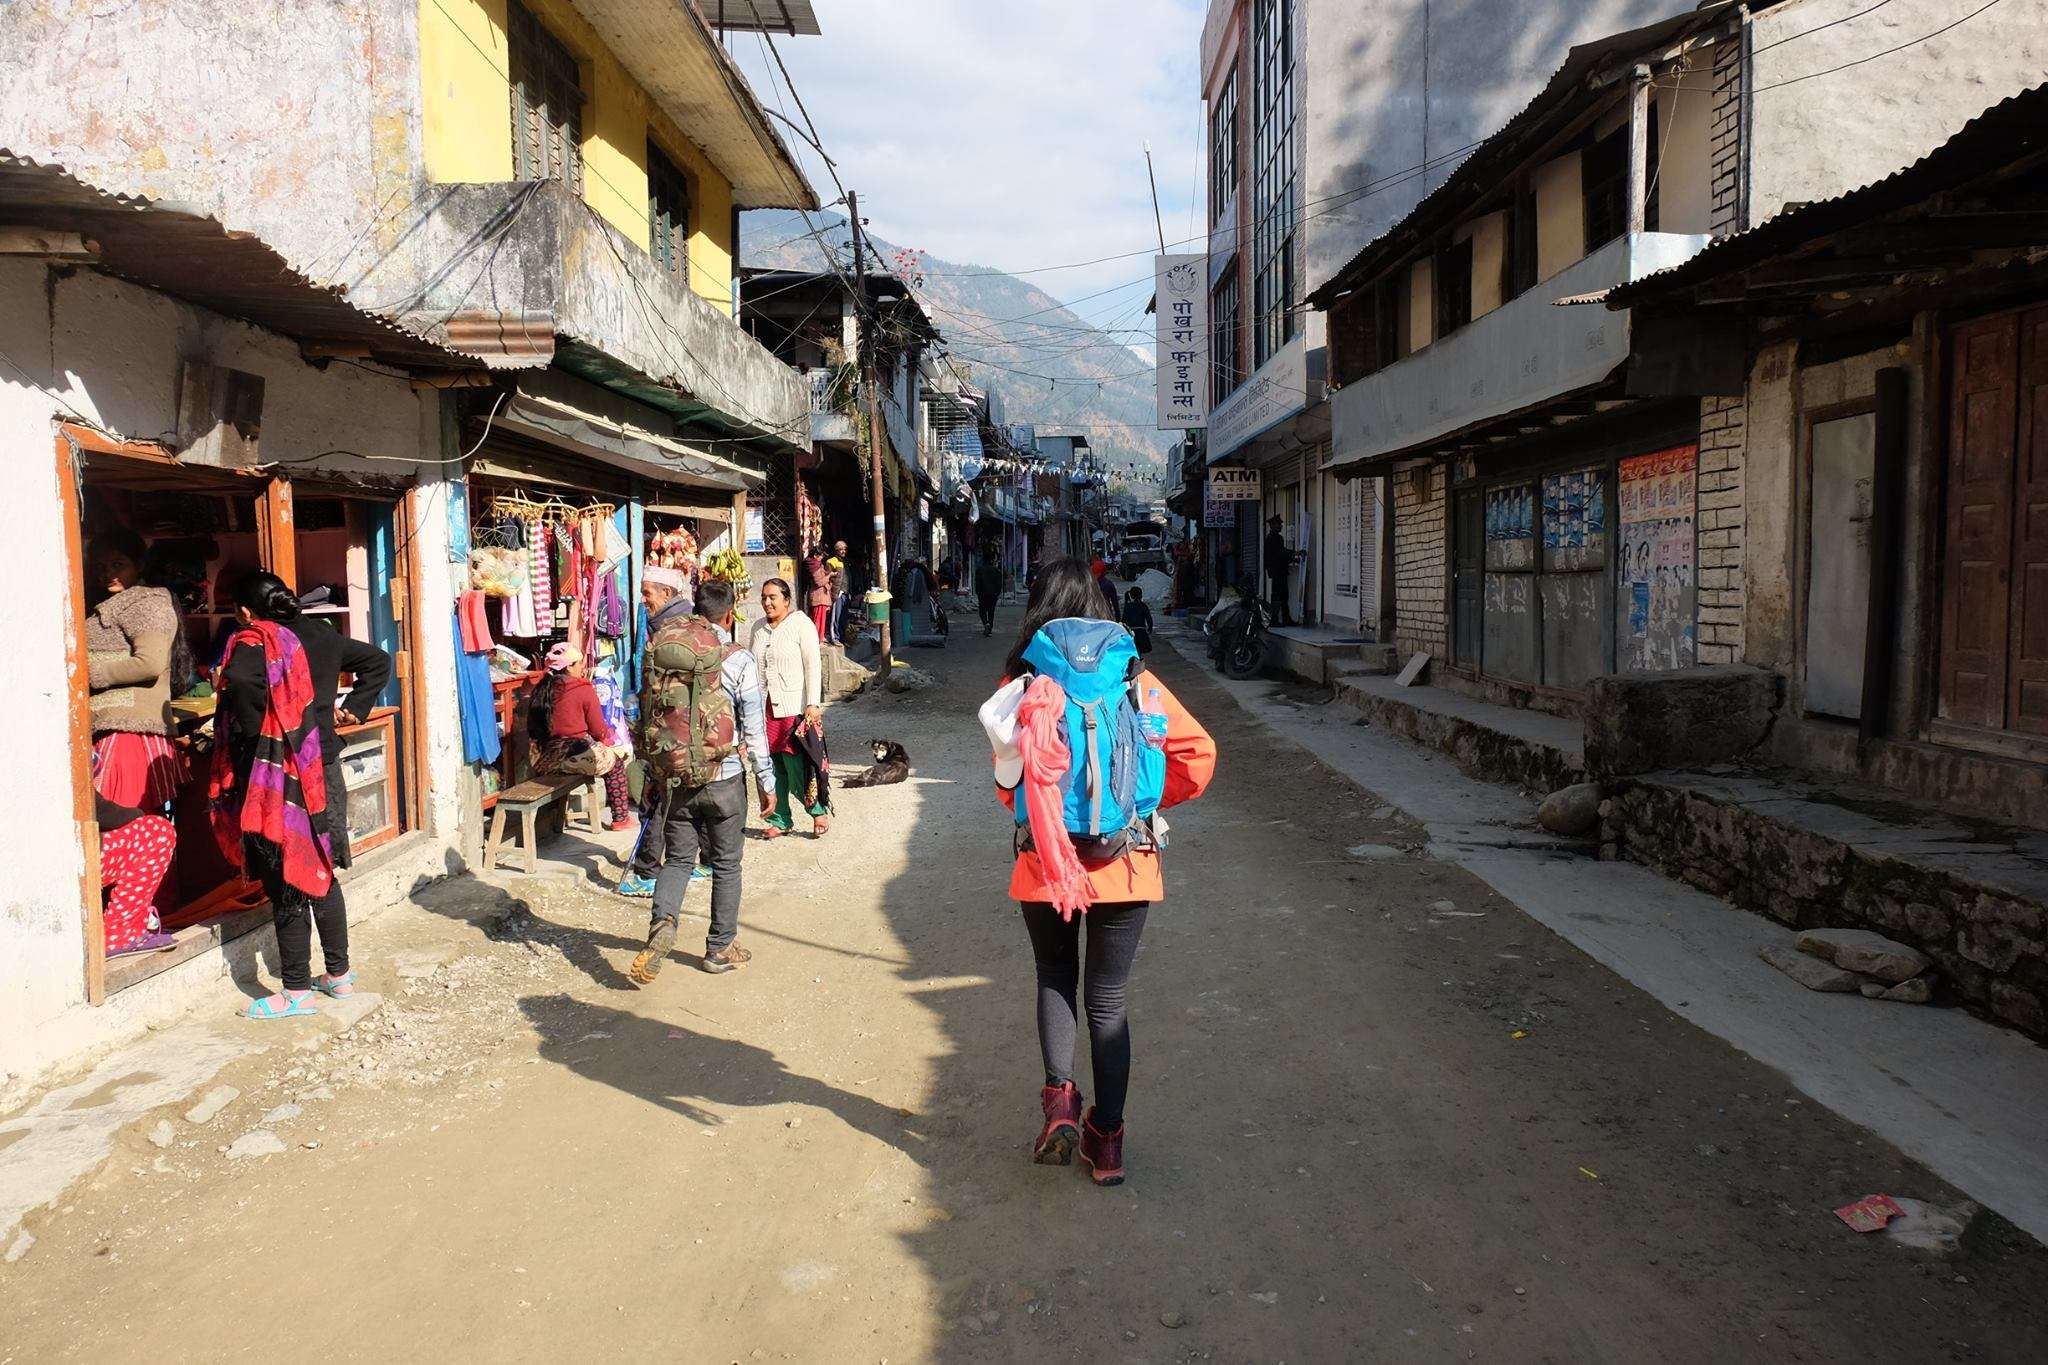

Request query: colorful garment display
[
  {"left": 454, "top": 611, "right": 502, "bottom": 766},
  {"left": 530, "top": 522, "right": 554, "bottom": 628}
]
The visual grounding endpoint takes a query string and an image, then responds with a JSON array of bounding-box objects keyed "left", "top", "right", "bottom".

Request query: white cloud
[{"left": 730, "top": 1, "right": 1207, "bottom": 311}]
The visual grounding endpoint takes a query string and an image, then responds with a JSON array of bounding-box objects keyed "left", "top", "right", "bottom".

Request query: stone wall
[
  {"left": 1605, "top": 778, "right": 2048, "bottom": 1038},
  {"left": 1392, "top": 459, "right": 1448, "bottom": 660},
  {"left": 1695, "top": 394, "right": 1748, "bottom": 664},
  {"left": 1708, "top": 27, "right": 1743, "bottom": 237}
]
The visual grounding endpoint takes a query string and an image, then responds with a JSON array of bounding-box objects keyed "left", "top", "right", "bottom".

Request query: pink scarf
[{"left": 1016, "top": 675, "right": 1094, "bottom": 921}]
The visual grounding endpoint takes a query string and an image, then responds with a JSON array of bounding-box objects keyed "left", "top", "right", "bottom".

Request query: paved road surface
[{"left": 4, "top": 604, "right": 2046, "bottom": 1362}]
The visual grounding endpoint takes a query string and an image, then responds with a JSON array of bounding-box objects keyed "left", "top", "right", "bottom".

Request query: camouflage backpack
[{"left": 638, "top": 615, "right": 738, "bottom": 788}]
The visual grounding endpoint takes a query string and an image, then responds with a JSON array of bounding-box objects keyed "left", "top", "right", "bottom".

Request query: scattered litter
[
  {"left": 667, "top": 1030, "right": 687, "bottom": 1040},
  {"left": 1511, "top": 1031, "right": 1527, "bottom": 1040},
  {"left": 1881, "top": 1197, "right": 1978, "bottom": 1254},
  {"left": 1578, "top": 1167, "right": 1600, "bottom": 1181},
  {"left": 1249, "top": 1291, "right": 1279, "bottom": 1306},
  {"left": 1347, "top": 843, "right": 1404, "bottom": 861},
  {"left": 1834, "top": 1194, "right": 1904, "bottom": 1233}
]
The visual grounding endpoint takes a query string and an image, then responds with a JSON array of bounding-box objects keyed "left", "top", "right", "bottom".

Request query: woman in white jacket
[{"left": 751, "top": 577, "right": 830, "bottom": 836}]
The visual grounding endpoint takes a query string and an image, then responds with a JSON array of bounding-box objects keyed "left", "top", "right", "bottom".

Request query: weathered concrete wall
[
  {"left": 1337, "top": 677, "right": 1587, "bottom": 795},
  {"left": 1740, "top": 342, "right": 1800, "bottom": 666},
  {"left": 0, "top": 0, "right": 418, "bottom": 302},
  {"left": 0, "top": 258, "right": 465, "bottom": 1101},
  {"left": 1655, "top": 64, "right": 1716, "bottom": 236},
  {"left": 1300, "top": 0, "right": 1701, "bottom": 296},
  {"left": 1748, "top": 0, "right": 2048, "bottom": 228},
  {"left": 1584, "top": 664, "right": 1780, "bottom": 776}
]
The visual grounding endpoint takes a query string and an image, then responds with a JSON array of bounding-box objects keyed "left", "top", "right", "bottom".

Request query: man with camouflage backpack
[{"left": 628, "top": 575, "right": 775, "bottom": 982}]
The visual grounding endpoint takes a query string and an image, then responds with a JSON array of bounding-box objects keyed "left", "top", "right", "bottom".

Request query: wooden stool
[
  {"left": 565, "top": 779, "right": 603, "bottom": 834},
  {"left": 483, "top": 774, "right": 585, "bottom": 874}
]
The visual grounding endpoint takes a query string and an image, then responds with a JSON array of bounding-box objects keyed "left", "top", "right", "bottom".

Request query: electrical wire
[{"left": 1755, "top": 0, "right": 2008, "bottom": 92}]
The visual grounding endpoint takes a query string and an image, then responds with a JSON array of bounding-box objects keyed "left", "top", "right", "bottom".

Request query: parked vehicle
[
  {"left": 1204, "top": 579, "right": 1270, "bottom": 680},
  {"left": 1114, "top": 519, "right": 1169, "bottom": 578}
]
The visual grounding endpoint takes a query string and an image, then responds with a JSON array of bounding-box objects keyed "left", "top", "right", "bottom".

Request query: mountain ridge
[{"left": 741, "top": 210, "right": 1169, "bottom": 487}]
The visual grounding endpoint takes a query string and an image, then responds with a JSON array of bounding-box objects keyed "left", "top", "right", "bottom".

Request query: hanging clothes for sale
[{"left": 529, "top": 521, "right": 553, "bottom": 627}]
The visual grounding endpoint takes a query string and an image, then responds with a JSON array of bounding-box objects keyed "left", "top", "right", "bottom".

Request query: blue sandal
[
  {"left": 244, "top": 991, "right": 319, "bottom": 1020},
  {"left": 312, "top": 971, "right": 356, "bottom": 998}
]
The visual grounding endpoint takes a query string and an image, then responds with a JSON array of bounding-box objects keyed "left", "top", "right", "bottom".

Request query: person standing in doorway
[
  {"left": 983, "top": 558, "right": 1216, "bottom": 1186},
  {"left": 973, "top": 551, "right": 1004, "bottom": 637},
  {"left": 803, "top": 546, "right": 833, "bottom": 640},
  {"left": 628, "top": 576, "right": 775, "bottom": 982},
  {"left": 1264, "top": 514, "right": 1295, "bottom": 626},
  {"left": 85, "top": 529, "right": 185, "bottom": 819},
  {"left": 751, "top": 578, "right": 830, "bottom": 837},
  {"left": 215, "top": 571, "right": 391, "bottom": 1018}
]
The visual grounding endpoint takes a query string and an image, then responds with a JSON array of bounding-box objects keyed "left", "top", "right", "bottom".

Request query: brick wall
[
  {"left": 1696, "top": 394, "right": 1747, "bottom": 664},
  {"left": 1709, "top": 31, "right": 1743, "bottom": 237},
  {"left": 1392, "top": 460, "right": 1447, "bottom": 659}
]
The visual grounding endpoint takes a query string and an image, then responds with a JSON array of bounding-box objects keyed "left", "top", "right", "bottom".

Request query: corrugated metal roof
[
  {"left": 1607, "top": 80, "right": 2048, "bottom": 309},
  {"left": 0, "top": 151, "right": 480, "bottom": 370},
  {"left": 699, "top": 0, "right": 820, "bottom": 36},
  {"left": 1306, "top": 2, "right": 1736, "bottom": 308},
  {"left": 570, "top": 0, "right": 818, "bottom": 210}
]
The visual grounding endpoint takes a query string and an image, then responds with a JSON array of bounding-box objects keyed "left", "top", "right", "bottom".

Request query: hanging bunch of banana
[{"left": 704, "top": 545, "right": 752, "bottom": 623}]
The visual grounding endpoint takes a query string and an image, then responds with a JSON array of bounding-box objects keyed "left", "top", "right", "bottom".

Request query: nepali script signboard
[{"left": 1155, "top": 254, "right": 1208, "bottom": 429}]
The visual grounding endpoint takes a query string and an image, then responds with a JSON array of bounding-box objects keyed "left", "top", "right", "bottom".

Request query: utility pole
[
  {"left": 1142, "top": 142, "right": 1169, "bottom": 255},
  {"left": 847, "top": 190, "right": 892, "bottom": 671}
]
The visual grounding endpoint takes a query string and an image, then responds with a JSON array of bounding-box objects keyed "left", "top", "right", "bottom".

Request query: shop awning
[
  {"left": 496, "top": 391, "right": 765, "bottom": 494},
  {"left": 645, "top": 500, "right": 731, "bottom": 521}
]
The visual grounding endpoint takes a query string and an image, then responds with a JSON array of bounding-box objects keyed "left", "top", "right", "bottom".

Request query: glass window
[
  {"left": 508, "top": 0, "right": 584, "bottom": 191},
  {"left": 1251, "top": 0, "right": 1297, "bottom": 368},
  {"left": 647, "top": 141, "right": 692, "bottom": 283},
  {"left": 1209, "top": 65, "right": 1238, "bottom": 225},
  {"left": 1211, "top": 271, "right": 1241, "bottom": 401}
]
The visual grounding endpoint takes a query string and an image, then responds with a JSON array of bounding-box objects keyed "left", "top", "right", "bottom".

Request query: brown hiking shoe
[
  {"left": 627, "top": 917, "right": 678, "bottom": 986},
  {"left": 1079, "top": 1108, "right": 1125, "bottom": 1187},
  {"left": 700, "top": 942, "right": 753, "bottom": 974}
]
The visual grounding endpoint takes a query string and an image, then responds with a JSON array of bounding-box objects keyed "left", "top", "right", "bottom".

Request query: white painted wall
[
  {"left": 1300, "top": 0, "right": 1703, "bottom": 296},
  {"left": 0, "top": 260, "right": 465, "bottom": 1102},
  {"left": 1655, "top": 64, "right": 1716, "bottom": 237},
  {"left": 1749, "top": 0, "right": 2048, "bottom": 228}
]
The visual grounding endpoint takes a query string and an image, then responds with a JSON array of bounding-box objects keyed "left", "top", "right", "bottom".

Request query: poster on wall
[
  {"left": 1484, "top": 483, "right": 1536, "bottom": 571},
  {"left": 1154, "top": 254, "right": 1209, "bottom": 429},
  {"left": 744, "top": 507, "right": 766, "bottom": 554},
  {"left": 1541, "top": 469, "right": 1608, "bottom": 571},
  {"left": 1618, "top": 445, "right": 1698, "bottom": 671}
]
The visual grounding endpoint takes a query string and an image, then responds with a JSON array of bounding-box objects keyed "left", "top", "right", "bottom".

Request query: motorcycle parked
[{"left": 1204, "top": 579, "right": 1271, "bottom": 680}]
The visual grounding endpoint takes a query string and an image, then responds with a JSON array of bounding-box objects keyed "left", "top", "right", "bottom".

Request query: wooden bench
[{"left": 483, "top": 773, "right": 602, "bottom": 874}]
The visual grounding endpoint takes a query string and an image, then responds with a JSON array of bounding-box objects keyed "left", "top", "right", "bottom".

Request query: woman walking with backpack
[{"left": 982, "top": 557, "right": 1216, "bottom": 1185}]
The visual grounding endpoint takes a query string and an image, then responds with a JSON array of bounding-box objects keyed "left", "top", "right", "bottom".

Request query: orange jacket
[{"left": 996, "top": 669, "right": 1217, "bottom": 904}]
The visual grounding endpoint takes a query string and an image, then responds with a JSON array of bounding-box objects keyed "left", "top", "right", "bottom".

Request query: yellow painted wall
[
  {"left": 1533, "top": 151, "right": 1585, "bottom": 282},
  {"left": 1460, "top": 211, "right": 1507, "bottom": 319},
  {"left": 420, "top": 0, "right": 513, "bottom": 182},
  {"left": 418, "top": 0, "right": 738, "bottom": 315},
  {"left": 1406, "top": 256, "right": 1433, "bottom": 353}
]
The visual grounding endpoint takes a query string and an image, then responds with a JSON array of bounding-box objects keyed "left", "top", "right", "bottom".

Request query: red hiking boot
[
  {"left": 1033, "top": 1081, "right": 1083, "bottom": 1165},
  {"left": 1079, "top": 1108, "right": 1125, "bottom": 1187}
]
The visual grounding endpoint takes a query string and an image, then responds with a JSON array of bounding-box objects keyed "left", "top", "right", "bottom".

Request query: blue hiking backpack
[{"left": 1014, "top": 618, "right": 1169, "bottom": 862}]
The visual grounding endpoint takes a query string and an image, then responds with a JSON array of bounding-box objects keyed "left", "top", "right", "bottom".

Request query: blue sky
[{"left": 730, "top": 0, "right": 1207, "bottom": 349}]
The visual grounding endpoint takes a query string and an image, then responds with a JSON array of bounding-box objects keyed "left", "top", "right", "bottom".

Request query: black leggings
[
  {"left": 1020, "top": 901, "right": 1149, "bottom": 1131},
  {"left": 264, "top": 876, "right": 349, "bottom": 992}
]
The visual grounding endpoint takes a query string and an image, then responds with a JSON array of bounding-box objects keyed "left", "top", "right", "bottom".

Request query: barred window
[
  {"left": 648, "top": 140, "right": 692, "bottom": 283},
  {"left": 1251, "top": 0, "right": 1297, "bottom": 368},
  {"left": 509, "top": 0, "right": 584, "bottom": 191}
]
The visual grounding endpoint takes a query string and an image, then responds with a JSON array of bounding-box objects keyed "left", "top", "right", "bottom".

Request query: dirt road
[{"left": 5, "top": 606, "right": 2047, "bottom": 1362}]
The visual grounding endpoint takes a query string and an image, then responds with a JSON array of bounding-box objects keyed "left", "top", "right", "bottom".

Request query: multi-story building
[
  {"left": 1196, "top": 0, "right": 1703, "bottom": 643},
  {"left": 0, "top": 0, "right": 817, "bottom": 1096},
  {"left": 1309, "top": 0, "right": 2047, "bottom": 709}
]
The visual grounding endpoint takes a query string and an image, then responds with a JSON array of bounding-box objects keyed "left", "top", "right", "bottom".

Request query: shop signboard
[
  {"left": 1208, "top": 336, "right": 1306, "bottom": 460},
  {"left": 1154, "top": 254, "right": 1208, "bottom": 429},
  {"left": 1206, "top": 467, "right": 1261, "bottom": 502}
]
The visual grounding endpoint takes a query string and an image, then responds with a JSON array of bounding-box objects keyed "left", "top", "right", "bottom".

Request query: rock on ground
[
  {"left": 1759, "top": 944, "right": 1861, "bottom": 993},
  {"left": 1536, "top": 783, "right": 1602, "bottom": 836},
  {"left": 184, "top": 1085, "right": 239, "bottom": 1126},
  {"left": 146, "top": 1120, "right": 174, "bottom": 1149},
  {"left": 225, "top": 1130, "right": 286, "bottom": 1160},
  {"left": 1881, "top": 975, "right": 1935, "bottom": 1004},
  {"left": 1797, "top": 928, "right": 1930, "bottom": 984}
]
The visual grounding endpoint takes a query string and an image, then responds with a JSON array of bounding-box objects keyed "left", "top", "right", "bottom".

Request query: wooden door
[
  {"left": 2010, "top": 307, "right": 2048, "bottom": 733},
  {"left": 1939, "top": 314, "right": 2020, "bottom": 727},
  {"left": 1453, "top": 489, "right": 1483, "bottom": 666}
]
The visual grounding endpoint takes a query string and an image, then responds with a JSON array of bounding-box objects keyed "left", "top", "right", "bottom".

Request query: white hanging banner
[{"left": 1154, "top": 254, "right": 1208, "bottom": 429}]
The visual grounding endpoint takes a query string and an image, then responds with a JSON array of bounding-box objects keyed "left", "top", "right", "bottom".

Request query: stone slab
[
  {"left": 1798, "top": 928, "right": 1931, "bottom": 985},
  {"left": 1759, "top": 943, "right": 1862, "bottom": 993}
]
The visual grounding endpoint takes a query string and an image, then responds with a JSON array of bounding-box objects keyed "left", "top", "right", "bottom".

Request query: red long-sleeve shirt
[{"left": 546, "top": 676, "right": 610, "bottom": 743}]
